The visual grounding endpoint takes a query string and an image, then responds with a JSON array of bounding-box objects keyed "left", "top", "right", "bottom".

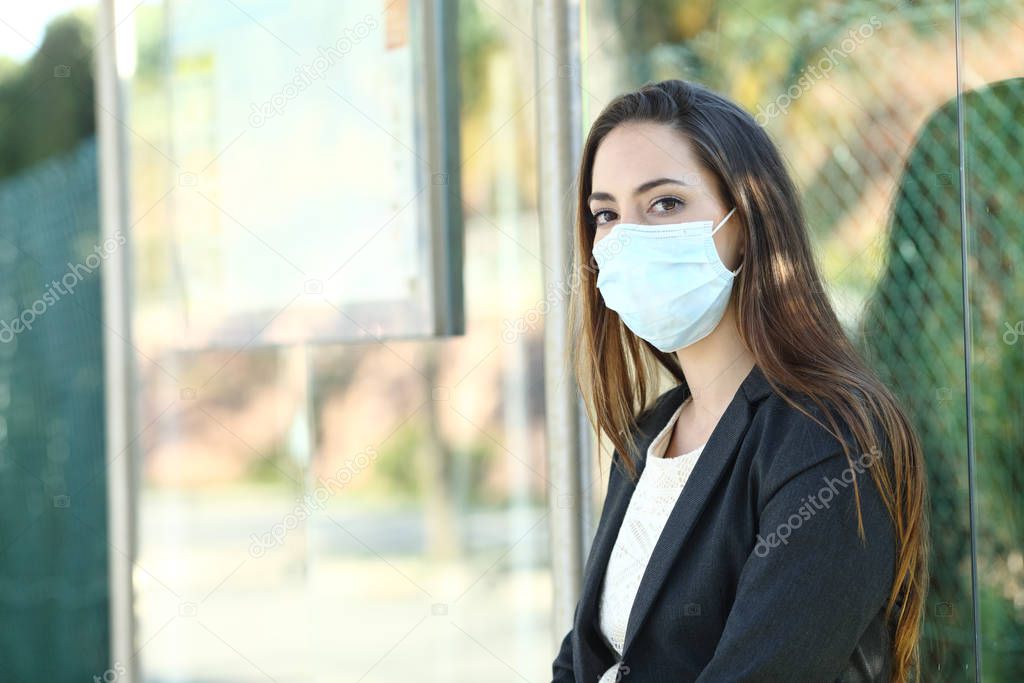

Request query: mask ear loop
[
  {"left": 710, "top": 207, "right": 743, "bottom": 275},
  {"left": 710, "top": 207, "right": 736, "bottom": 235}
]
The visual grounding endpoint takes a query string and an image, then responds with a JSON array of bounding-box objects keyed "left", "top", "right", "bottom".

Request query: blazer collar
[{"left": 579, "top": 362, "right": 773, "bottom": 667}]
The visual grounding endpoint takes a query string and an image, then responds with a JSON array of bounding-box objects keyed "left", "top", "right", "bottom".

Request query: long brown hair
[{"left": 567, "top": 79, "right": 928, "bottom": 683}]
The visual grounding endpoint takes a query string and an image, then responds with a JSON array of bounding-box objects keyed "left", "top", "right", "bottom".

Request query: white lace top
[{"left": 598, "top": 397, "right": 705, "bottom": 682}]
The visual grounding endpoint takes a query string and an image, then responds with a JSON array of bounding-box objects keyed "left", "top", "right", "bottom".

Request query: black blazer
[{"left": 551, "top": 364, "right": 899, "bottom": 682}]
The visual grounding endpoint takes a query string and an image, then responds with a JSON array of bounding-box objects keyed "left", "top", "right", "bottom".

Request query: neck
[{"left": 673, "top": 303, "right": 755, "bottom": 425}]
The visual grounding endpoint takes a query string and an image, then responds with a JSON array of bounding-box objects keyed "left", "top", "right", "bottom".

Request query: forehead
[{"left": 591, "top": 121, "right": 704, "bottom": 192}]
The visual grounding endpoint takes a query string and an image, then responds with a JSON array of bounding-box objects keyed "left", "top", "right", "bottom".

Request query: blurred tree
[
  {"left": 0, "top": 12, "right": 95, "bottom": 180},
  {"left": 861, "top": 77, "right": 1024, "bottom": 680}
]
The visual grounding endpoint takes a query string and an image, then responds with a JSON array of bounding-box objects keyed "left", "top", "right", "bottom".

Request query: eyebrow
[{"left": 588, "top": 176, "right": 695, "bottom": 204}]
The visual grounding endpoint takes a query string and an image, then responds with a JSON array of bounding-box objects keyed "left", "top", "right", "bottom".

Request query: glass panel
[
  {"left": 581, "top": 1, "right": 973, "bottom": 678},
  {"left": 0, "top": 5, "right": 107, "bottom": 680},
  {"left": 960, "top": 0, "right": 1024, "bottom": 678},
  {"left": 127, "top": 1, "right": 552, "bottom": 680},
  {"left": 130, "top": 0, "right": 450, "bottom": 349}
]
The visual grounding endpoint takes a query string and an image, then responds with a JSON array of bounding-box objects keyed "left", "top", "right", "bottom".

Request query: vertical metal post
[
  {"left": 534, "top": 0, "right": 586, "bottom": 650},
  {"left": 418, "top": 0, "right": 465, "bottom": 337},
  {"left": 95, "top": 0, "right": 136, "bottom": 678},
  {"left": 952, "top": 1, "right": 982, "bottom": 679}
]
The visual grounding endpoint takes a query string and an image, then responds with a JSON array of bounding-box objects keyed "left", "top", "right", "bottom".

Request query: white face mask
[{"left": 592, "top": 207, "right": 740, "bottom": 353}]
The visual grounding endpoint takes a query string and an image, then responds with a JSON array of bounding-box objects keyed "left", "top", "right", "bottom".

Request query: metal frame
[
  {"left": 95, "top": 0, "right": 137, "bottom": 678},
  {"left": 96, "top": 0, "right": 574, "bottom": 673},
  {"left": 418, "top": 0, "right": 465, "bottom": 337},
  {"left": 95, "top": 1, "right": 466, "bottom": 677},
  {"left": 535, "top": 0, "right": 589, "bottom": 650},
  {"left": 952, "top": 0, "right": 982, "bottom": 678}
]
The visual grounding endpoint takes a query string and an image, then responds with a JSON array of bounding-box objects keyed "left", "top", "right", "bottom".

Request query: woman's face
[{"left": 588, "top": 121, "right": 743, "bottom": 272}]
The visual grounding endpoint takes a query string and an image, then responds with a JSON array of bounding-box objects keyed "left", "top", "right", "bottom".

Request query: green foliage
[
  {"left": 373, "top": 418, "right": 501, "bottom": 506},
  {"left": 456, "top": 0, "right": 503, "bottom": 118},
  {"left": 0, "top": 14, "right": 96, "bottom": 180},
  {"left": 373, "top": 420, "right": 425, "bottom": 498},
  {"left": 861, "top": 77, "right": 1024, "bottom": 679},
  {"left": 243, "top": 439, "right": 303, "bottom": 488},
  {"left": 450, "top": 439, "right": 501, "bottom": 507}
]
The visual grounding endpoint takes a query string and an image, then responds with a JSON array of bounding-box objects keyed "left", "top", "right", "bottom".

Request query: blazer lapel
[
  {"left": 576, "top": 381, "right": 690, "bottom": 673},
  {"left": 575, "top": 364, "right": 774, "bottom": 675},
  {"left": 620, "top": 362, "right": 772, "bottom": 658}
]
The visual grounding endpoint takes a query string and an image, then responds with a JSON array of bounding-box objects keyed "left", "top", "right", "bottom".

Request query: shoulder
[
  {"left": 744, "top": 387, "right": 890, "bottom": 504},
  {"left": 744, "top": 387, "right": 898, "bottom": 583}
]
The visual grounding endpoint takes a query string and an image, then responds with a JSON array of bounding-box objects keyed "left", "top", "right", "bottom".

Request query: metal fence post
[
  {"left": 534, "top": 0, "right": 588, "bottom": 653},
  {"left": 95, "top": 0, "right": 136, "bottom": 679}
]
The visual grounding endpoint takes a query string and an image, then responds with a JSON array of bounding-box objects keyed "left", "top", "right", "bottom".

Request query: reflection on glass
[
  {"left": 863, "top": 85, "right": 976, "bottom": 680},
  {"left": 962, "top": 79, "right": 1024, "bottom": 682},
  {"left": 131, "top": 1, "right": 433, "bottom": 350},
  {"left": 129, "top": 1, "right": 552, "bottom": 681},
  {"left": 959, "top": 6, "right": 1024, "bottom": 678}
]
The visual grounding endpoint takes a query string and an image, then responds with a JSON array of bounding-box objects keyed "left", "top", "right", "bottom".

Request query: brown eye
[{"left": 652, "top": 197, "right": 683, "bottom": 213}]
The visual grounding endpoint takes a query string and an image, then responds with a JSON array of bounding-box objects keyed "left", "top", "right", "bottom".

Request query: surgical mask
[{"left": 592, "top": 207, "right": 740, "bottom": 352}]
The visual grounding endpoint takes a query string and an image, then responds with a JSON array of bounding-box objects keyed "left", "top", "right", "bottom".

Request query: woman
[{"left": 550, "top": 79, "right": 927, "bottom": 682}]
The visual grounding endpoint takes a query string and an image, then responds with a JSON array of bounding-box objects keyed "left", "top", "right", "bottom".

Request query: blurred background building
[{"left": 0, "top": 0, "right": 1020, "bottom": 681}]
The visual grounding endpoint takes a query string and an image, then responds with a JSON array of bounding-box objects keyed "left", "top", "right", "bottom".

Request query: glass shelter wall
[
  {"left": 580, "top": 1, "right": 1023, "bottom": 680},
  {"left": 121, "top": 1, "right": 553, "bottom": 681}
]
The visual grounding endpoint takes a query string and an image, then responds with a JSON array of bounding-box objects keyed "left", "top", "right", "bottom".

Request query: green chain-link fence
[
  {"left": 0, "top": 13, "right": 108, "bottom": 681},
  {"left": 0, "top": 136, "right": 109, "bottom": 682},
  {"left": 862, "top": 77, "right": 1024, "bottom": 681}
]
